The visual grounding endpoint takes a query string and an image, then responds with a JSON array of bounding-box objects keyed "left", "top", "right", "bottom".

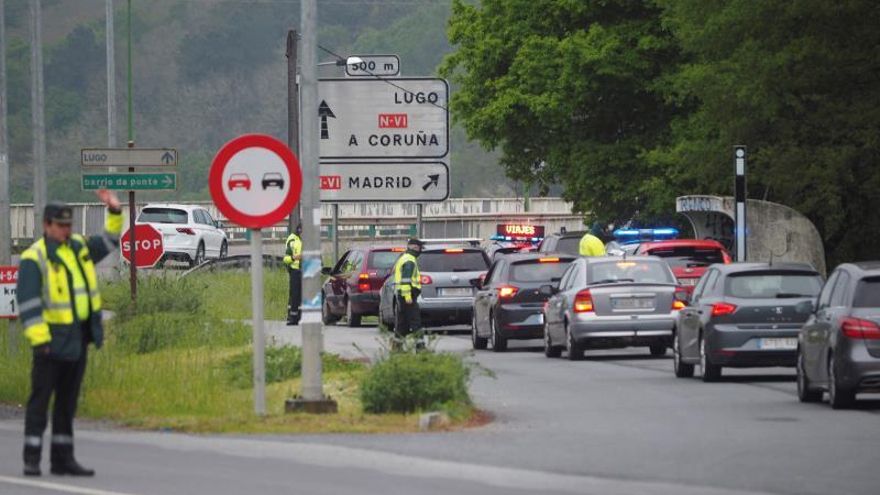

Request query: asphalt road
[{"left": 2, "top": 323, "right": 879, "bottom": 495}]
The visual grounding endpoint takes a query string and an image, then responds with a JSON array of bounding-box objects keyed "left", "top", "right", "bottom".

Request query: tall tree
[
  {"left": 653, "top": 0, "right": 880, "bottom": 265},
  {"left": 440, "top": 0, "right": 681, "bottom": 223}
]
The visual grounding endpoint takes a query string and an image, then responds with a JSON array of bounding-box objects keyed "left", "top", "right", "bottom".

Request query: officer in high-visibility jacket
[
  {"left": 392, "top": 238, "right": 425, "bottom": 338},
  {"left": 579, "top": 232, "right": 606, "bottom": 257},
  {"left": 283, "top": 224, "right": 303, "bottom": 325},
  {"left": 16, "top": 190, "right": 122, "bottom": 477}
]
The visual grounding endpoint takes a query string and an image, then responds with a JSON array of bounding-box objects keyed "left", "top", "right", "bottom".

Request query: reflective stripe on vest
[
  {"left": 393, "top": 253, "right": 421, "bottom": 294},
  {"left": 23, "top": 237, "right": 102, "bottom": 325}
]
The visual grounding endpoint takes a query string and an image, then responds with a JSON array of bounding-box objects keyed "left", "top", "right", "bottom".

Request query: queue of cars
[{"left": 321, "top": 225, "right": 879, "bottom": 410}]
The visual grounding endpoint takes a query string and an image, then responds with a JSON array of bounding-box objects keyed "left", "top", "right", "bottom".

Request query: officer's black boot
[
  {"left": 23, "top": 445, "right": 42, "bottom": 476},
  {"left": 50, "top": 444, "right": 95, "bottom": 476}
]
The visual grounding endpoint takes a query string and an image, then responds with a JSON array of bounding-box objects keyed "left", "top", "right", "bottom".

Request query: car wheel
[
  {"left": 649, "top": 344, "right": 667, "bottom": 357},
  {"left": 673, "top": 331, "right": 694, "bottom": 378},
  {"left": 797, "top": 348, "right": 822, "bottom": 403},
  {"left": 828, "top": 353, "right": 855, "bottom": 409},
  {"left": 471, "top": 312, "right": 488, "bottom": 350},
  {"left": 489, "top": 313, "right": 507, "bottom": 352},
  {"left": 219, "top": 240, "right": 228, "bottom": 259},
  {"left": 699, "top": 334, "right": 721, "bottom": 382},
  {"left": 190, "top": 242, "right": 205, "bottom": 268},
  {"left": 346, "top": 298, "right": 362, "bottom": 327},
  {"left": 566, "top": 322, "right": 583, "bottom": 361},
  {"left": 321, "top": 294, "right": 339, "bottom": 325},
  {"left": 544, "top": 322, "right": 561, "bottom": 358}
]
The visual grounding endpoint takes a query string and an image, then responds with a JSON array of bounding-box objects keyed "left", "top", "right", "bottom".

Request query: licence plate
[
  {"left": 678, "top": 278, "right": 699, "bottom": 286},
  {"left": 757, "top": 338, "right": 797, "bottom": 350},
  {"left": 612, "top": 297, "right": 654, "bottom": 310},
  {"left": 439, "top": 287, "right": 472, "bottom": 297}
]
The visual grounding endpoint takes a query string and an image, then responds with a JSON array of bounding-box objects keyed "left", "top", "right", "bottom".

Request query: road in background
[{"left": 1, "top": 323, "right": 879, "bottom": 495}]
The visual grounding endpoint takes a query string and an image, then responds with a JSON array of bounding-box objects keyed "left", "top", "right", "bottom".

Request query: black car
[
  {"left": 537, "top": 230, "right": 588, "bottom": 256},
  {"left": 261, "top": 172, "right": 285, "bottom": 190},
  {"left": 797, "top": 262, "right": 880, "bottom": 408},
  {"left": 472, "top": 253, "right": 576, "bottom": 351},
  {"left": 674, "top": 262, "right": 823, "bottom": 381}
]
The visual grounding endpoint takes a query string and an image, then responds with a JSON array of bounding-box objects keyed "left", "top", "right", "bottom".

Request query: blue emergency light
[{"left": 613, "top": 228, "right": 679, "bottom": 245}]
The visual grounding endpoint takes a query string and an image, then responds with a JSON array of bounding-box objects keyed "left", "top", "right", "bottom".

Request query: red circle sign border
[{"left": 209, "top": 134, "right": 303, "bottom": 229}]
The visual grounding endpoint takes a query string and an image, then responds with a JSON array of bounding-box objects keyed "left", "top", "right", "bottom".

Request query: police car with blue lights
[{"left": 605, "top": 227, "right": 680, "bottom": 257}]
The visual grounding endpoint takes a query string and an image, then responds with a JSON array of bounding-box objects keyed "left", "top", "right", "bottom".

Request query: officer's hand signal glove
[{"left": 404, "top": 294, "right": 413, "bottom": 305}]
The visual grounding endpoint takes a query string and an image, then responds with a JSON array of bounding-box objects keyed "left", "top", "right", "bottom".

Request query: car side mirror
[
  {"left": 539, "top": 284, "right": 557, "bottom": 297},
  {"left": 469, "top": 277, "right": 483, "bottom": 289},
  {"left": 321, "top": 266, "right": 332, "bottom": 276},
  {"left": 214, "top": 220, "right": 223, "bottom": 228},
  {"left": 795, "top": 299, "right": 815, "bottom": 315}
]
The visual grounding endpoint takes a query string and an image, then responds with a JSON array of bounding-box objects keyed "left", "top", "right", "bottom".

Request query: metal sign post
[
  {"left": 249, "top": 229, "right": 266, "bottom": 416},
  {"left": 734, "top": 146, "right": 747, "bottom": 262}
]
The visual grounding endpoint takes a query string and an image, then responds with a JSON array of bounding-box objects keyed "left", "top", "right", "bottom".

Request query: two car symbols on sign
[{"left": 227, "top": 173, "right": 285, "bottom": 192}]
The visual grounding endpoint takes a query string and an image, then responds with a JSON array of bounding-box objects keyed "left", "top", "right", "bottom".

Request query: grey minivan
[
  {"left": 674, "top": 263, "right": 823, "bottom": 381},
  {"left": 797, "top": 262, "right": 880, "bottom": 408}
]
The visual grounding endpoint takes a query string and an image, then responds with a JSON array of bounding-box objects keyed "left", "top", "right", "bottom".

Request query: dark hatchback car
[
  {"left": 797, "top": 262, "right": 880, "bottom": 408},
  {"left": 674, "top": 263, "right": 823, "bottom": 381},
  {"left": 321, "top": 246, "right": 404, "bottom": 327},
  {"left": 379, "top": 245, "right": 490, "bottom": 330},
  {"left": 472, "top": 254, "right": 576, "bottom": 352},
  {"left": 636, "top": 239, "right": 732, "bottom": 293},
  {"left": 537, "top": 230, "right": 589, "bottom": 256}
]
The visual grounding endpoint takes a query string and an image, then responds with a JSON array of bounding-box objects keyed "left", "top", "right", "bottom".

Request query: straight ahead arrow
[{"left": 161, "top": 151, "right": 175, "bottom": 164}]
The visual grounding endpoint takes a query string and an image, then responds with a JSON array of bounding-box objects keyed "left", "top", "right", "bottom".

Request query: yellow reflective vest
[
  {"left": 579, "top": 233, "right": 606, "bottom": 257},
  {"left": 283, "top": 233, "right": 302, "bottom": 270},
  {"left": 393, "top": 252, "right": 421, "bottom": 298}
]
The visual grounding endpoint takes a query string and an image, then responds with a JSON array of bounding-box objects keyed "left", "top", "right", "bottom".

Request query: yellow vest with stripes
[{"left": 393, "top": 252, "right": 421, "bottom": 297}]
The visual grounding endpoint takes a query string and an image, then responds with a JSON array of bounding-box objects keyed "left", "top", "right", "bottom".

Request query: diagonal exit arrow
[
  {"left": 422, "top": 174, "right": 440, "bottom": 191},
  {"left": 318, "top": 101, "right": 336, "bottom": 140}
]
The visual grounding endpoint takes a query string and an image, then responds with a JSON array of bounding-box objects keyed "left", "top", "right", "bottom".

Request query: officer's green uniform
[
  {"left": 392, "top": 248, "right": 422, "bottom": 337},
  {"left": 579, "top": 233, "right": 606, "bottom": 257},
  {"left": 17, "top": 203, "right": 122, "bottom": 476},
  {"left": 283, "top": 232, "right": 303, "bottom": 324}
]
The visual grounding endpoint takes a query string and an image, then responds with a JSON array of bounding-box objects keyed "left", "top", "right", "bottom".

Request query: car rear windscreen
[
  {"left": 510, "top": 260, "right": 573, "bottom": 282},
  {"left": 368, "top": 251, "right": 401, "bottom": 270},
  {"left": 853, "top": 277, "right": 880, "bottom": 307},
  {"left": 725, "top": 271, "right": 823, "bottom": 299},
  {"left": 138, "top": 208, "right": 188, "bottom": 224},
  {"left": 647, "top": 246, "right": 724, "bottom": 268},
  {"left": 554, "top": 237, "right": 582, "bottom": 256},
  {"left": 588, "top": 260, "right": 675, "bottom": 284},
  {"left": 419, "top": 251, "right": 488, "bottom": 272}
]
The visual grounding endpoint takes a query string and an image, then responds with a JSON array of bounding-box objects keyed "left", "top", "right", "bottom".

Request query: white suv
[{"left": 136, "top": 204, "right": 228, "bottom": 267}]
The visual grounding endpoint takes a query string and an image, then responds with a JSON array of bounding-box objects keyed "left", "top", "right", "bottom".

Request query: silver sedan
[{"left": 543, "top": 256, "right": 686, "bottom": 360}]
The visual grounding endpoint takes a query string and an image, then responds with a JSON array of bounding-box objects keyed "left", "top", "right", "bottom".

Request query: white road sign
[
  {"left": 319, "top": 162, "right": 449, "bottom": 202},
  {"left": 318, "top": 78, "right": 448, "bottom": 160},
  {"left": 81, "top": 148, "right": 178, "bottom": 167},
  {"left": 0, "top": 266, "right": 18, "bottom": 319},
  {"left": 345, "top": 54, "right": 400, "bottom": 77}
]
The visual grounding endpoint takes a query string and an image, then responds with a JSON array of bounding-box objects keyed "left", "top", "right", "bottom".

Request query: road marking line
[{"left": 0, "top": 475, "right": 140, "bottom": 495}]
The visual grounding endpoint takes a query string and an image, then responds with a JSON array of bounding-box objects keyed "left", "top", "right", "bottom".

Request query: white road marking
[{"left": 0, "top": 475, "right": 140, "bottom": 495}]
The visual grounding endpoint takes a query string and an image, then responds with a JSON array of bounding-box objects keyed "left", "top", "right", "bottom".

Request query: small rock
[{"left": 419, "top": 411, "right": 450, "bottom": 432}]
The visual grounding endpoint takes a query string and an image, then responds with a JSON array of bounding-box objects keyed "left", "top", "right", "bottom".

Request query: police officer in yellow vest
[
  {"left": 579, "top": 232, "right": 606, "bottom": 257},
  {"left": 16, "top": 190, "right": 122, "bottom": 477},
  {"left": 283, "top": 224, "right": 303, "bottom": 325},
  {"left": 392, "top": 238, "right": 425, "bottom": 339}
]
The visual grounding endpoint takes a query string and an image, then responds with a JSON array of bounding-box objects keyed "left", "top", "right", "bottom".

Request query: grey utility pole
[
  {"left": 29, "top": 0, "right": 46, "bottom": 239},
  {"left": 286, "top": 30, "right": 300, "bottom": 232},
  {"left": 285, "top": 0, "right": 336, "bottom": 414},
  {"left": 0, "top": 0, "right": 10, "bottom": 264},
  {"left": 106, "top": 0, "right": 116, "bottom": 149}
]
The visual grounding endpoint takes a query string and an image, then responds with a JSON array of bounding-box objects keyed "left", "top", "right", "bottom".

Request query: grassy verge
[{"left": 0, "top": 272, "right": 479, "bottom": 434}]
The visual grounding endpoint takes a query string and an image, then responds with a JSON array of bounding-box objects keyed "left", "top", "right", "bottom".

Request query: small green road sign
[{"left": 82, "top": 173, "right": 177, "bottom": 191}]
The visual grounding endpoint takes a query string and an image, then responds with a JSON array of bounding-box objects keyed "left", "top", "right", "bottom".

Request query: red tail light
[
  {"left": 420, "top": 275, "right": 433, "bottom": 285},
  {"left": 176, "top": 227, "right": 196, "bottom": 235},
  {"left": 842, "top": 317, "right": 880, "bottom": 340},
  {"left": 538, "top": 257, "right": 560, "bottom": 263},
  {"left": 574, "top": 289, "right": 594, "bottom": 313},
  {"left": 391, "top": 247, "right": 405, "bottom": 252},
  {"left": 444, "top": 248, "right": 464, "bottom": 253},
  {"left": 497, "top": 285, "right": 519, "bottom": 299},
  {"left": 711, "top": 302, "right": 738, "bottom": 317},
  {"left": 358, "top": 273, "right": 371, "bottom": 292}
]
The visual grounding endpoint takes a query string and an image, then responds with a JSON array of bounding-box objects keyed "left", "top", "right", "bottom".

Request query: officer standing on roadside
[
  {"left": 392, "top": 238, "right": 425, "bottom": 340},
  {"left": 579, "top": 231, "right": 606, "bottom": 257},
  {"left": 283, "top": 224, "right": 303, "bottom": 325},
  {"left": 17, "top": 189, "right": 122, "bottom": 477}
]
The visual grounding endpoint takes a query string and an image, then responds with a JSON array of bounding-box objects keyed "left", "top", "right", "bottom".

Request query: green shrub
[
  {"left": 111, "top": 313, "right": 249, "bottom": 354},
  {"left": 103, "top": 274, "right": 207, "bottom": 322},
  {"left": 221, "top": 345, "right": 363, "bottom": 388},
  {"left": 360, "top": 352, "right": 471, "bottom": 414}
]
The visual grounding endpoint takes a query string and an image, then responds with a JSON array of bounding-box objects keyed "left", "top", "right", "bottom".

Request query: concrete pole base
[{"left": 284, "top": 397, "right": 339, "bottom": 414}]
